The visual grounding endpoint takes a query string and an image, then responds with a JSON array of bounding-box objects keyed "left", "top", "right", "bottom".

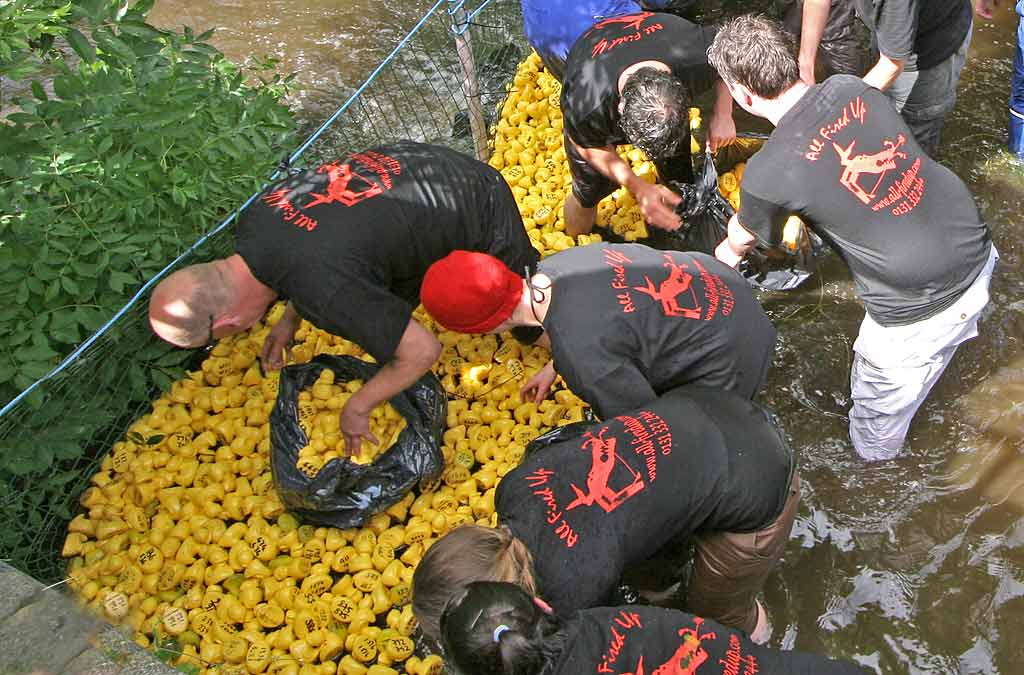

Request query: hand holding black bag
[
  {"left": 657, "top": 135, "right": 829, "bottom": 292},
  {"left": 270, "top": 355, "right": 446, "bottom": 528},
  {"left": 618, "top": 133, "right": 827, "bottom": 290}
]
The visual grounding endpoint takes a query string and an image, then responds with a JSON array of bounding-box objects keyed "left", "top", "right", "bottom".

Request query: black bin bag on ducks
[{"left": 270, "top": 355, "right": 446, "bottom": 528}]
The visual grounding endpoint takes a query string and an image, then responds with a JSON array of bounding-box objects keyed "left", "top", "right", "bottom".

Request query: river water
[{"left": 148, "top": 2, "right": 1024, "bottom": 673}]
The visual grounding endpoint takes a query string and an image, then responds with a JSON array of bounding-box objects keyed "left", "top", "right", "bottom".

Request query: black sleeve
[
  {"left": 565, "top": 109, "right": 615, "bottom": 149},
  {"left": 873, "top": 0, "right": 918, "bottom": 63},
  {"left": 561, "top": 357, "right": 658, "bottom": 420},
  {"left": 319, "top": 272, "right": 415, "bottom": 363},
  {"left": 680, "top": 62, "right": 718, "bottom": 99},
  {"left": 737, "top": 187, "right": 791, "bottom": 249}
]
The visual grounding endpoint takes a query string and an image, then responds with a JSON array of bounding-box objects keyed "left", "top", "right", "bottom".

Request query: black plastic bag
[
  {"left": 522, "top": 419, "right": 598, "bottom": 460},
  {"left": 658, "top": 134, "right": 828, "bottom": 292},
  {"left": 270, "top": 355, "right": 446, "bottom": 529}
]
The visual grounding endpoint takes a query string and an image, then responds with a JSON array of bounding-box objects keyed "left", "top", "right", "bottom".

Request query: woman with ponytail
[
  {"left": 413, "top": 385, "right": 801, "bottom": 644},
  {"left": 440, "top": 582, "right": 869, "bottom": 675},
  {"left": 441, "top": 582, "right": 565, "bottom": 675}
]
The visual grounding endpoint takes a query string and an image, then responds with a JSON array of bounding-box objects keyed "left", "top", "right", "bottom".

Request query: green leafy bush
[
  {"left": 0, "top": 0, "right": 298, "bottom": 575},
  {"left": 0, "top": 0, "right": 296, "bottom": 405},
  {"left": 0, "top": 0, "right": 71, "bottom": 80}
]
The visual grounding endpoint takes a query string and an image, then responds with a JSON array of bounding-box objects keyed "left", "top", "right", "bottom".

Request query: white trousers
[{"left": 849, "top": 245, "right": 999, "bottom": 461}]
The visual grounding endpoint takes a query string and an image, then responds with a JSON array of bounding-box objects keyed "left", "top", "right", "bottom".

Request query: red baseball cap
[{"left": 421, "top": 251, "right": 523, "bottom": 333}]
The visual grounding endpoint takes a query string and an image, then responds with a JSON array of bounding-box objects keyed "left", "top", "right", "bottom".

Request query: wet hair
[
  {"left": 619, "top": 68, "right": 691, "bottom": 159},
  {"left": 440, "top": 581, "right": 567, "bottom": 675},
  {"left": 707, "top": 14, "right": 800, "bottom": 100},
  {"left": 412, "top": 525, "right": 537, "bottom": 641}
]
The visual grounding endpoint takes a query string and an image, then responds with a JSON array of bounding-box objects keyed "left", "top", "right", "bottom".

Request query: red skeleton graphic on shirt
[
  {"left": 593, "top": 12, "right": 653, "bottom": 31},
  {"left": 622, "top": 618, "right": 718, "bottom": 675},
  {"left": 632, "top": 254, "right": 702, "bottom": 319},
  {"left": 832, "top": 134, "right": 907, "bottom": 205},
  {"left": 304, "top": 162, "right": 384, "bottom": 208},
  {"left": 565, "top": 429, "right": 645, "bottom": 514}
]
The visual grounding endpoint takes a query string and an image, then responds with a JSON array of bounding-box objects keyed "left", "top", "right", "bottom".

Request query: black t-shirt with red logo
[
  {"left": 495, "top": 386, "right": 795, "bottom": 614},
  {"left": 853, "top": 0, "right": 972, "bottom": 71},
  {"left": 537, "top": 243, "right": 776, "bottom": 419},
  {"left": 560, "top": 12, "right": 718, "bottom": 148},
  {"left": 555, "top": 606, "right": 870, "bottom": 675},
  {"left": 234, "top": 141, "right": 538, "bottom": 362},
  {"left": 738, "top": 76, "right": 990, "bottom": 327}
]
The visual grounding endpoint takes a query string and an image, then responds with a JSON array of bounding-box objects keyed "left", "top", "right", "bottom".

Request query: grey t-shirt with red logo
[
  {"left": 738, "top": 76, "right": 990, "bottom": 326},
  {"left": 538, "top": 243, "right": 776, "bottom": 419}
]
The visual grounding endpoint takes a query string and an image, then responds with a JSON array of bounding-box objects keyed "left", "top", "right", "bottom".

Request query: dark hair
[
  {"left": 440, "top": 581, "right": 567, "bottom": 675},
  {"left": 707, "top": 14, "right": 800, "bottom": 99},
  {"left": 412, "top": 525, "right": 537, "bottom": 641},
  {"left": 619, "top": 68, "right": 690, "bottom": 159}
]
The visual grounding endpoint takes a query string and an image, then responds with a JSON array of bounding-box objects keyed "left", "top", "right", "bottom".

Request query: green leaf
[
  {"left": 95, "top": 34, "right": 136, "bottom": 62},
  {"left": 70, "top": 260, "right": 97, "bottom": 277},
  {"left": 108, "top": 270, "right": 137, "bottom": 293},
  {"left": 14, "top": 283, "right": 29, "bottom": 305},
  {"left": 51, "top": 75, "right": 77, "bottom": 100},
  {"left": 8, "top": 328, "right": 32, "bottom": 347},
  {"left": 152, "top": 634, "right": 180, "bottom": 664},
  {"left": 3, "top": 452, "right": 48, "bottom": 476},
  {"left": 150, "top": 369, "right": 172, "bottom": 393},
  {"left": 155, "top": 349, "right": 190, "bottom": 367},
  {"left": 43, "top": 279, "right": 61, "bottom": 303},
  {"left": 32, "top": 260, "right": 57, "bottom": 280},
  {"left": 18, "top": 359, "right": 53, "bottom": 380},
  {"left": 52, "top": 442, "right": 83, "bottom": 461},
  {"left": 14, "top": 342, "right": 59, "bottom": 363},
  {"left": 60, "top": 276, "right": 80, "bottom": 295},
  {"left": 118, "top": 23, "right": 163, "bottom": 41},
  {"left": 130, "top": 0, "right": 157, "bottom": 18},
  {"left": 49, "top": 317, "right": 80, "bottom": 345},
  {"left": 66, "top": 28, "right": 96, "bottom": 64},
  {"left": 30, "top": 81, "right": 47, "bottom": 101},
  {"left": 95, "top": 136, "right": 114, "bottom": 156}
]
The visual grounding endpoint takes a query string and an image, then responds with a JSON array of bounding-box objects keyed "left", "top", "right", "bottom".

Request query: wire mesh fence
[
  {"left": 297, "top": 0, "right": 524, "bottom": 165},
  {"left": 0, "top": 0, "right": 527, "bottom": 582}
]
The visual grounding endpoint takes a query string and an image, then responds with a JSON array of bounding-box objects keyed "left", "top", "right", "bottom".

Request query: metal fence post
[{"left": 449, "top": 0, "right": 489, "bottom": 161}]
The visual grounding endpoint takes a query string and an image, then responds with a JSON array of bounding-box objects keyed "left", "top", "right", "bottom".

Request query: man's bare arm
[
  {"left": 714, "top": 214, "right": 758, "bottom": 268},
  {"left": 863, "top": 52, "right": 904, "bottom": 91},
  {"left": 340, "top": 318, "right": 441, "bottom": 454},
  {"left": 799, "top": 0, "right": 831, "bottom": 84},
  {"left": 708, "top": 80, "right": 737, "bottom": 150},
  {"left": 571, "top": 138, "right": 683, "bottom": 230}
]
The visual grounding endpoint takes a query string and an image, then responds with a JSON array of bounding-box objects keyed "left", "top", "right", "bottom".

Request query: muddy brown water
[{"left": 148, "top": 2, "right": 1024, "bottom": 672}]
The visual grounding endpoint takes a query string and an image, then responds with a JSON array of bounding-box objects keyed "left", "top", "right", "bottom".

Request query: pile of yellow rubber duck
[
  {"left": 60, "top": 51, "right": 773, "bottom": 675},
  {"left": 294, "top": 371, "right": 407, "bottom": 475}
]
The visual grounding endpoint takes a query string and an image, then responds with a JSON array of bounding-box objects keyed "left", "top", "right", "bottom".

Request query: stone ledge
[{"left": 0, "top": 562, "right": 178, "bottom": 675}]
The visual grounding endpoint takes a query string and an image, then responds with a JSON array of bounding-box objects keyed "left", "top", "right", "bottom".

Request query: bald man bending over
[{"left": 150, "top": 141, "right": 538, "bottom": 453}]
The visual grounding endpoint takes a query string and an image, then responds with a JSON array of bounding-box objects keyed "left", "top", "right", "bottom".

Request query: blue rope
[
  {"left": 448, "top": 0, "right": 497, "bottom": 35},
  {"left": 0, "top": 0, "right": 462, "bottom": 420}
]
